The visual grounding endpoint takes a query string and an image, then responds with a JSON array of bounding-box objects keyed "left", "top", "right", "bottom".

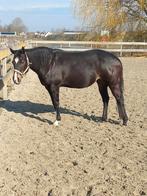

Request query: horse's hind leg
[
  {"left": 97, "top": 80, "right": 109, "bottom": 121},
  {"left": 109, "top": 82, "right": 128, "bottom": 125}
]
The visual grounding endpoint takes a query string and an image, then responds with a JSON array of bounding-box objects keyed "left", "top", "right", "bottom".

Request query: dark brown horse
[{"left": 10, "top": 47, "right": 128, "bottom": 126}]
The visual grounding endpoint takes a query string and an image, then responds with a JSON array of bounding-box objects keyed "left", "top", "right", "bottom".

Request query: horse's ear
[
  {"left": 10, "top": 48, "right": 15, "bottom": 54},
  {"left": 22, "top": 46, "right": 25, "bottom": 53}
]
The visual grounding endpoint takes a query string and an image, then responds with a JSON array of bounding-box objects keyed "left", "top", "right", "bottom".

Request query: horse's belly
[{"left": 62, "top": 73, "right": 100, "bottom": 88}]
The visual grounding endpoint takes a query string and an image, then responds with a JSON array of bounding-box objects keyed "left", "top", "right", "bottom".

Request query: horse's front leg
[
  {"left": 47, "top": 84, "right": 61, "bottom": 126},
  {"left": 97, "top": 80, "right": 109, "bottom": 121}
]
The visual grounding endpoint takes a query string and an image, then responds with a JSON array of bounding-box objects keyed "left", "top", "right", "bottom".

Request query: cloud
[{"left": 0, "top": 0, "right": 71, "bottom": 11}]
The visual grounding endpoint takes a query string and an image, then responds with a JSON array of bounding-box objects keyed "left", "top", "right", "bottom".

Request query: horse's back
[
  {"left": 55, "top": 49, "right": 122, "bottom": 74},
  {"left": 55, "top": 49, "right": 121, "bottom": 67}
]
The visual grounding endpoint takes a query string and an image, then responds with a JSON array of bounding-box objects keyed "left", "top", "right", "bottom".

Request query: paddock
[{"left": 0, "top": 57, "right": 146, "bottom": 195}]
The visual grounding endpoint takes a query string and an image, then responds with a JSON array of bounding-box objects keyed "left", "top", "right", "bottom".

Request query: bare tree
[
  {"left": 123, "top": 0, "right": 147, "bottom": 30},
  {"left": 8, "top": 17, "right": 27, "bottom": 33},
  {"left": 73, "top": 0, "right": 147, "bottom": 33}
]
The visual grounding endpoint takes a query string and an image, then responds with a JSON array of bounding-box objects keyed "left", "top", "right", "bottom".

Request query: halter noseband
[{"left": 14, "top": 53, "right": 32, "bottom": 77}]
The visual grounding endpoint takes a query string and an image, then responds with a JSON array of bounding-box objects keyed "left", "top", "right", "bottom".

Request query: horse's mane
[{"left": 26, "top": 47, "right": 54, "bottom": 67}]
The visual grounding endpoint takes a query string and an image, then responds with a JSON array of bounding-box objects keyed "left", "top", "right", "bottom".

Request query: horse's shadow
[{"left": 0, "top": 99, "right": 104, "bottom": 125}]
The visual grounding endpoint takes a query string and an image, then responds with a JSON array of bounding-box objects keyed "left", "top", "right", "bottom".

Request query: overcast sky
[{"left": 0, "top": 0, "right": 80, "bottom": 31}]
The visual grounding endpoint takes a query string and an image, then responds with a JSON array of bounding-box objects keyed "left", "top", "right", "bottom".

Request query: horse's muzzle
[{"left": 13, "top": 71, "right": 22, "bottom": 85}]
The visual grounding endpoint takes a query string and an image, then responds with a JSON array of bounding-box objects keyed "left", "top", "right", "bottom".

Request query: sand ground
[{"left": 0, "top": 57, "right": 146, "bottom": 196}]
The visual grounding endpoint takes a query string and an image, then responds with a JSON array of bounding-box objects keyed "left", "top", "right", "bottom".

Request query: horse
[{"left": 10, "top": 46, "right": 128, "bottom": 126}]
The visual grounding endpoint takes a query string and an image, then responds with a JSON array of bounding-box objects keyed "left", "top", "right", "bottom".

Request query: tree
[
  {"left": 123, "top": 0, "right": 147, "bottom": 31},
  {"left": 73, "top": 0, "right": 147, "bottom": 34},
  {"left": 124, "top": 0, "right": 147, "bottom": 22},
  {"left": 8, "top": 17, "right": 27, "bottom": 33}
]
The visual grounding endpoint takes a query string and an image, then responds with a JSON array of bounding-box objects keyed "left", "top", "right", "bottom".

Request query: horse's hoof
[
  {"left": 102, "top": 117, "right": 107, "bottom": 122},
  {"left": 53, "top": 120, "right": 60, "bottom": 126},
  {"left": 123, "top": 121, "right": 127, "bottom": 126}
]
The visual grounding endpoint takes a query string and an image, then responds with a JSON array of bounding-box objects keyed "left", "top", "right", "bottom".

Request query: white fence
[{"left": 28, "top": 40, "right": 147, "bottom": 56}]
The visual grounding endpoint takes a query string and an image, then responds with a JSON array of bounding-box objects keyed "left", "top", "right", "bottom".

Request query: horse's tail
[
  {"left": 120, "top": 77, "right": 124, "bottom": 93},
  {"left": 120, "top": 62, "right": 124, "bottom": 95},
  {"left": 114, "top": 56, "right": 124, "bottom": 94},
  {"left": 116, "top": 57, "right": 124, "bottom": 95}
]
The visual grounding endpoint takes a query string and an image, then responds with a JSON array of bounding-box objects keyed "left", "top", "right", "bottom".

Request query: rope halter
[{"left": 14, "top": 53, "right": 32, "bottom": 77}]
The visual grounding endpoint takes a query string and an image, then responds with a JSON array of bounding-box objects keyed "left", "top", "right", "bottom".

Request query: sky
[{"left": 0, "top": 0, "right": 80, "bottom": 32}]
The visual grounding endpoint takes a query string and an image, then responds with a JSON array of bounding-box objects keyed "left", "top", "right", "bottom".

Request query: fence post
[
  {"left": 1, "top": 58, "right": 8, "bottom": 99},
  {"left": 120, "top": 44, "right": 123, "bottom": 56}
]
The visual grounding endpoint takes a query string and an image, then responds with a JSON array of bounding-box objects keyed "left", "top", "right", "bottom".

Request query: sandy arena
[{"left": 0, "top": 57, "right": 146, "bottom": 196}]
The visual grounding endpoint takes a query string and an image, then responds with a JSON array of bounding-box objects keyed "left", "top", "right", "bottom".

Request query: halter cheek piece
[{"left": 14, "top": 53, "right": 32, "bottom": 77}]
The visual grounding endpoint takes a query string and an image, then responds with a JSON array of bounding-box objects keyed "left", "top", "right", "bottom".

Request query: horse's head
[{"left": 10, "top": 47, "right": 30, "bottom": 84}]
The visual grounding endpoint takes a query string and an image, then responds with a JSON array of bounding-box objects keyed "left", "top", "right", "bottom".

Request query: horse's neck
[
  {"left": 26, "top": 49, "right": 51, "bottom": 76},
  {"left": 26, "top": 50, "right": 40, "bottom": 73}
]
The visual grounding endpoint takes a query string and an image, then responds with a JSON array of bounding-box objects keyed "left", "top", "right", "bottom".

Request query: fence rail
[{"left": 28, "top": 40, "right": 147, "bottom": 56}]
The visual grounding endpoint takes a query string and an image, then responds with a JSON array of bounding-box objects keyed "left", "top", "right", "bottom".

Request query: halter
[{"left": 14, "top": 53, "right": 32, "bottom": 77}]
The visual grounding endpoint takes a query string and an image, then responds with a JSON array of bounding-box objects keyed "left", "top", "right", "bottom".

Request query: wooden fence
[
  {"left": 0, "top": 40, "right": 27, "bottom": 100},
  {"left": 28, "top": 40, "right": 147, "bottom": 56},
  {"left": 0, "top": 54, "right": 13, "bottom": 99}
]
